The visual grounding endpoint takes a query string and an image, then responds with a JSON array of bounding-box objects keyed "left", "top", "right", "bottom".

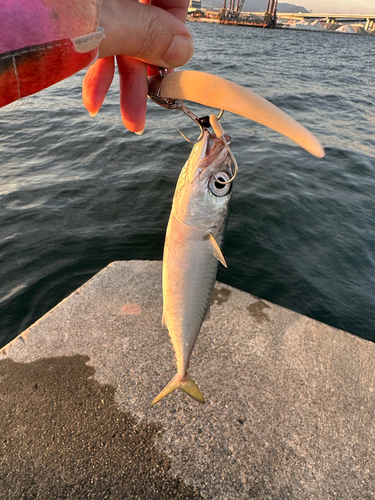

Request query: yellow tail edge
[{"left": 151, "top": 373, "right": 205, "bottom": 406}]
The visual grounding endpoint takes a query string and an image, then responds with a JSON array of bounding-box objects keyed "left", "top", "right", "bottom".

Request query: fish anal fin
[
  {"left": 208, "top": 233, "right": 227, "bottom": 268},
  {"left": 151, "top": 373, "right": 205, "bottom": 406}
]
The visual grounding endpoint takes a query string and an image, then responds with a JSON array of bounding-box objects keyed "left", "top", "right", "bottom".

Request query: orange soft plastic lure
[{"left": 159, "top": 70, "right": 324, "bottom": 158}]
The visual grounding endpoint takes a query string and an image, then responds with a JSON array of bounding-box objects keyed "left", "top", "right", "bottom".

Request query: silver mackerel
[{"left": 152, "top": 129, "right": 234, "bottom": 405}]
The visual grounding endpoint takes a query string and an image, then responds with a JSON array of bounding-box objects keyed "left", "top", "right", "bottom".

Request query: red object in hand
[{"left": 0, "top": 39, "right": 98, "bottom": 108}]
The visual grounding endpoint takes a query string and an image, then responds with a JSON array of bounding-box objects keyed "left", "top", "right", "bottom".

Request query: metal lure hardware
[
  {"left": 147, "top": 71, "right": 237, "bottom": 183},
  {"left": 148, "top": 73, "right": 206, "bottom": 143}
]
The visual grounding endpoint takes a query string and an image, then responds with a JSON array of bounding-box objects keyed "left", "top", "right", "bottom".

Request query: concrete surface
[{"left": 1, "top": 260, "right": 374, "bottom": 499}]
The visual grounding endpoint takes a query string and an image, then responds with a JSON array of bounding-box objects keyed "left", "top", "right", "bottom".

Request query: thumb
[{"left": 99, "top": 0, "right": 194, "bottom": 68}]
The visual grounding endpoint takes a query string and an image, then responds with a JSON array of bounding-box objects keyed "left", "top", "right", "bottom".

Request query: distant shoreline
[{"left": 187, "top": 15, "right": 375, "bottom": 35}]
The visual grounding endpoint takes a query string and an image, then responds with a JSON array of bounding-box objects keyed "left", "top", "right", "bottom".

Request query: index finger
[{"left": 146, "top": 0, "right": 190, "bottom": 76}]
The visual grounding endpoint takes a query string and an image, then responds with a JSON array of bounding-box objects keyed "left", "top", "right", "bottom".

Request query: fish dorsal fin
[{"left": 208, "top": 233, "right": 227, "bottom": 268}]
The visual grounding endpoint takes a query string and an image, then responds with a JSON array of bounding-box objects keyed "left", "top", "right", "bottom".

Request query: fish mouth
[
  {"left": 204, "top": 131, "right": 231, "bottom": 158},
  {"left": 197, "top": 130, "right": 232, "bottom": 180}
]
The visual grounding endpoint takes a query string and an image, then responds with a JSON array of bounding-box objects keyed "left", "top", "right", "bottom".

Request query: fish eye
[{"left": 208, "top": 171, "right": 232, "bottom": 197}]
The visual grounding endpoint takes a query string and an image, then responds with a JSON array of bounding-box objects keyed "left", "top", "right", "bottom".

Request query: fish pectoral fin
[
  {"left": 151, "top": 373, "right": 205, "bottom": 406},
  {"left": 208, "top": 233, "right": 227, "bottom": 268}
]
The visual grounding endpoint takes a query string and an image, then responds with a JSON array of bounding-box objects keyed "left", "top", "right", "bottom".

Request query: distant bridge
[
  {"left": 242, "top": 12, "right": 375, "bottom": 29},
  {"left": 275, "top": 12, "right": 375, "bottom": 28}
]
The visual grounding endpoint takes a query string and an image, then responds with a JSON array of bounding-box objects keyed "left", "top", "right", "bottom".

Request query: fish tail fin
[{"left": 151, "top": 373, "right": 205, "bottom": 406}]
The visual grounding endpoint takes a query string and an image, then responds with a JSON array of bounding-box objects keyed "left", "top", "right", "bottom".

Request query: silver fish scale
[{"left": 163, "top": 214, "right": 226, "bottom": 374}]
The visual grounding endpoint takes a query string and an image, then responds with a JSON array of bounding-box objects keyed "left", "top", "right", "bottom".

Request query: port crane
[
  {"left": 220, "top": 0, "right": 278, "bottom": 27},
  {"left": 264, "top": 0, "right": 278, "bottom": 27},
  {"left": 220, "top": 0, "right": 245, "bottom": 21}
]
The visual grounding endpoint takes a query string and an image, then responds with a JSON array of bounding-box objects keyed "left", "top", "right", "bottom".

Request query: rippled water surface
[{"left": 1, "top": 24, "right": 375, "bottom": 346}]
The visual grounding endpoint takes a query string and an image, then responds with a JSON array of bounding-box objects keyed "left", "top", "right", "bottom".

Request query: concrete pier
[{"left": 1, "top": 260, "right": 374, "bottom": 499}]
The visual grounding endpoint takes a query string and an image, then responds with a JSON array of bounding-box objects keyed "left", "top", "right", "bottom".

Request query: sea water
[{"left": 0, "top": 24, "right": 374, "bottom": 347}]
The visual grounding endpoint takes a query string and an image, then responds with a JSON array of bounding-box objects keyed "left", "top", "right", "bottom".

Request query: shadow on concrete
[{"left": 0, "top": 354, "right": 202, "bottom": 500}]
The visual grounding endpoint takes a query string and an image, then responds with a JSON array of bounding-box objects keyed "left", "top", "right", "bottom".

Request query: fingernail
[
  {"left": 89, "top": 111, "right": 98, "bottom": 117},
  {"left": 164, "top": 35, "right": 194, "bottom": 67},
  {"left": 135, "top": 127, "right": 145, "bottom": 136}
]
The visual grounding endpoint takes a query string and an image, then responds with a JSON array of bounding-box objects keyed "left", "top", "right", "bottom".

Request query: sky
[{"left": 300, "top": 0, "right": 375, "bottom": 14}]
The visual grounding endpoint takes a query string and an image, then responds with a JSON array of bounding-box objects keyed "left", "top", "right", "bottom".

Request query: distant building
[
  {"left": 206, "top": 10, "right": 221, "bottom": 19},
  {"left": 189, "top": 0, "right": 202, "bottom": 11}
]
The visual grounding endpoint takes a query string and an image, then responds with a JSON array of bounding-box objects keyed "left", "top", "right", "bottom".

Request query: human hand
[{"left": 82, "top": 0, "right": 193, "bottom": 134}]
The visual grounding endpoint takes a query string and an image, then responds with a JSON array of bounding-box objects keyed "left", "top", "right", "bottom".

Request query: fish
[{"left": 151, "top": 129, "right": 234, "bottom": 405}]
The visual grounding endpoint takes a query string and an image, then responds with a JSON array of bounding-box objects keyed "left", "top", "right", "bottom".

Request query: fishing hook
[
  {"left": 148, "top": 72, "right": 213, "bottom": 144},
  {"left": 180, "top": 109, "right": 237, "bottom": 183},
  {"left": 178, "top": 109, "right": 224, "bottom": 144},
  {"left": 209, "top": 113, "right": 238, "bottom": 185},
  {"left": 178, "top": 126, "right": 204, "bottom": 144},
  {"left": 217, "top": 109, "right": 224, "bottom": 121}
]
